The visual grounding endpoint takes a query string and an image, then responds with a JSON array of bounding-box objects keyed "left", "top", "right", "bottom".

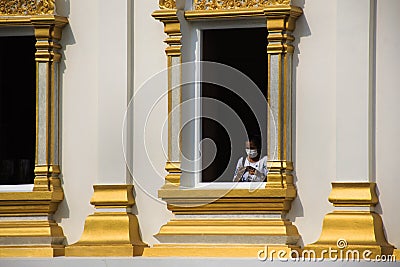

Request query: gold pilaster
[
  {"left": 265, "top": 6, "right": 301, "bottom": 189},
  {"left": 65, "top": 185, "right": 148, "bottom": 257},
  {"left": 32, "top": 16, "right": 67, "bottom": 192},
  {"left": 153, "top": 8, "right": 182, "bottom": 186},
  {"left": 305, "top": 182, "right": 394, "bottom": 258},
  {"left": 0, "top": 13, "right": 68, "bottom": 257}
]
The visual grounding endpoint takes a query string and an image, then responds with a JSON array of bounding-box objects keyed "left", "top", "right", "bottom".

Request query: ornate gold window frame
[
  {"left": 144, "top": 0, "right": 303, "bottom": 257},
  {"left": 0, "top": 0, "right": 68, "bottom": 257}
]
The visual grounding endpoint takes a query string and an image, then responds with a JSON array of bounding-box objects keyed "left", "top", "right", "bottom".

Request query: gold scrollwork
[
  {"left": 194, "top": 0, "right": 291, "bottom": 10},
  {"left": 159, "top": 0, "right": 177, "bottom": 9},
  {"left": 0, "top": 0, "right": 55, "bottom": 16}
]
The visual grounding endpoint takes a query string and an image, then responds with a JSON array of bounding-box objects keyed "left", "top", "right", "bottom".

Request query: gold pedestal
[
  {"left": 143, "top": 184, "right": 300, "bottom": 258},
  {"left": 305, "top": 182, "right": 394, "bottom": 258},
  {"left": 65, "top": 185, "right": 148, "bottom": 257},
  {"left": 0, "top": 190, "right": 66, "bottom": 257}
]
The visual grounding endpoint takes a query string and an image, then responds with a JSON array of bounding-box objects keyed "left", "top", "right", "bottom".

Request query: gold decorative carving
[
  {"left": 159, "top": 0, "right": 176, "bottom": 9},
  {"left": 0, "top": 0, "right": 55, "bottom": 16},
  {"left": 194, "top": 0, "right": 291, "bottom": 10}
]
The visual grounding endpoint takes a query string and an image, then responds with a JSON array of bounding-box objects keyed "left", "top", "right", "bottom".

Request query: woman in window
[{"left": 232, "top": 135, "right": 268, "bottom": 182}]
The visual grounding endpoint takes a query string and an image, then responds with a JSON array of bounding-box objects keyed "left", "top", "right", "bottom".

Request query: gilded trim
[{"left": 329, "top": 182, "right": 378, "bottom": 207}]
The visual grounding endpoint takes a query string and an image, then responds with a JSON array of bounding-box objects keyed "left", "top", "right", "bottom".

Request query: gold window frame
[
  {"left": 0, "top": 0, "right": 68, "bottom": 257},
  {"left": 144, "top": 0, "right": 303, "bottom": 257}
]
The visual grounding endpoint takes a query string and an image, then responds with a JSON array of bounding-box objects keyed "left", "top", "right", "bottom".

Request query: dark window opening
[
  {"left": 0, "top": 36, "right": 36, "bottom": 185},
  {"left": 201, "top": 27, "right": 268, "bottom": 182}
]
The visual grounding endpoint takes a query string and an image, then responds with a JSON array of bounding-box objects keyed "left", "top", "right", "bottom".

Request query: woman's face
[{"left": 245, "top": 141, "right": 258, "bottom": 150}]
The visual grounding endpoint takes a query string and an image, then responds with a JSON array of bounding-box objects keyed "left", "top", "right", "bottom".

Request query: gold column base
[
  {"left": 305, "top": 182, "right": 394, "bottom": 258},
  {"left": 305, "top": 211, "right": 394, "bottom": 257},
  {"left": 152, "top": 218, "right": 299, "bottom": 245},
  {"left": 143, "top": 218, "right": 299, "bottom": 257},
  {"left": 65, "top": 185, "right": 148, "bottom": 257},
  {"left": 144, "top": 185, "right": 300, "bottom": 257}
]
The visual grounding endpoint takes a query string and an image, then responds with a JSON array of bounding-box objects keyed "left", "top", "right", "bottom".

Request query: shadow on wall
[
  {"left": 286, "top": 0, "right": 311, "bottom": 248},
  {"left": 53, "top": 0, "right": 75, "bottom": 227}
]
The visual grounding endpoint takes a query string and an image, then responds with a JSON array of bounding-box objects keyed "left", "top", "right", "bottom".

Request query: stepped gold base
[
  {"left": 305, "top": 183, "right": 394, "bottom": 259},
  {"left": 144, "top": 244, "right": 299, "bottom": 258},
  {"left": 65, "top": 212, "right": 148, "bottom": 257},
  {"left": 153, "top": 218, "right": 299, "bottom": 245},
  {"left": 0, "top": 190, "right": 66, "bottom": 257},
  {"left": 65, "top": 185, "right": 148, "bottom": 257}
]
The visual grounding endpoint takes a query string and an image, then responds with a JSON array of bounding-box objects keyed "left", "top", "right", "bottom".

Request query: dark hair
[{"left": 247, "top": 134, "right": 261, "bottom": 150}]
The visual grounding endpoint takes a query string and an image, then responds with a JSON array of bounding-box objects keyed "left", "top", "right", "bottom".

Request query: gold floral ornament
[
  {"left": 194, "top": 0, "right": 291, "bottom": 10},
  {"left": 159, "top": 0, "right": 177, "bottom": 9},
  {"left": 0, "top": 0, "right": 55, "bottom": 16}
]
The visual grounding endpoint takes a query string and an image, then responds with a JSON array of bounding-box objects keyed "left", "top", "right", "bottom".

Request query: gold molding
[
  {"left": 305, "top": 182, "right": 394, "bottom": 258},
  {"left": 91, "top": 184, "right": 135, "bottom": 208},
  {"left": 194, "top": 0, "right": 291, "bottom": 10},
  {"left": 65, "top": 185, "right": 148, "bottom": 257},
  {"left": 158, "top": 186, "right": 296, "bottom": 214},
  {"left": 186, "top": 5, "right": 302, "bottom": 20},
  {"left": 0, "top": 0, "right": 55, "bottom": 16},
  {"left": 329, "top": 182, "right": 378, "bottom": 207}
]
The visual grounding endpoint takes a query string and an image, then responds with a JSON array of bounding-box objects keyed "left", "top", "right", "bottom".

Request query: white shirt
[{"left": 232, "top": 155, "right": 268, "bottom": 182}]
